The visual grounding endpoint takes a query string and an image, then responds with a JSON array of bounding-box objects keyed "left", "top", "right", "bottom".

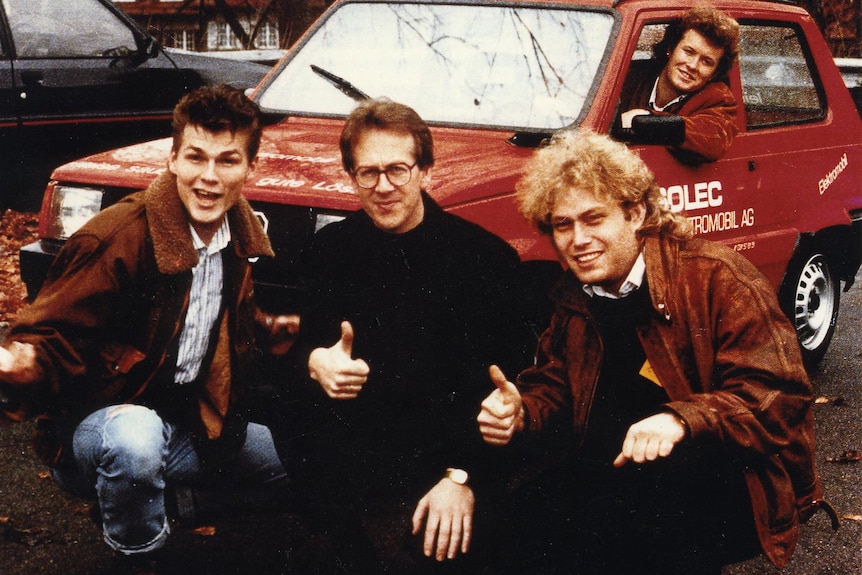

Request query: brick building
[{"left": 113, "top": 0, "right": 329, "bottom": 53}]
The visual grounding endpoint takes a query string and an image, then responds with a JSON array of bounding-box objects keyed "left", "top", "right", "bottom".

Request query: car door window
[
  {"left": 3, "top": 0, "right": 137, "bottom": 58},
  {"left": 738, "top": 23, "right": 825, "bottom": 128}
]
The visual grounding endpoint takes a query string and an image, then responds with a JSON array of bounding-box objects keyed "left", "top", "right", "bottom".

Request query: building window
[
  {"left": 208, "top": 19, "right": 279, "bottom": 51},
  {"left": 167, "top": 28, "right": 196, "bottom": 51},
  {"left": 256, "top": 20, "right": 279, "bottom": 49},
  {"left": 209, "top": 21, "right": 242, "bottom": 50}
]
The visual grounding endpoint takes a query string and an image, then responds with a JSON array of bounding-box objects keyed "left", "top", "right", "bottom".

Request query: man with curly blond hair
[{"left": 477, "top": 132, "right": 822, "bottom": 574}]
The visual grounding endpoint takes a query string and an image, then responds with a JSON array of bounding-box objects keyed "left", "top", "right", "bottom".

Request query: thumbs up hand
[
  {"left": 477, "top": 365, "right": 524, "bottom": 446},
  {"left": 308, "top": 321, "right": 370, "bottom": 399}
]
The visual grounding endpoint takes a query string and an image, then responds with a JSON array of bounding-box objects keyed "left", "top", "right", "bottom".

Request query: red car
[{"left": 21, "top": 0, "right": 862, "bottom": 368}]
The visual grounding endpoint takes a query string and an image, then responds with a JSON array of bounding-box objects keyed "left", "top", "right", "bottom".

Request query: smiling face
[
  {"left": 351, "top": 128, "right": 431, "bottom": 234},
  {"left": 658, "top": 29, "right": 725, "bottom": 104},
  {"left": 550, "top": 186, "right": 646, "bottom": 295},
  {"left": 169, "top": 124, "right": 256, "bottom": 245}
]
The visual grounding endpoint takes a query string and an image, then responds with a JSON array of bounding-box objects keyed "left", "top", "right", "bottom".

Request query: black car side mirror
[{"left": 142, "top": 37, "right": 160, "bottom": 59}]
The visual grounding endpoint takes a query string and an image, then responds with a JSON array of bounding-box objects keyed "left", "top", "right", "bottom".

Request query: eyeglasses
[{"left": 353, "top": 162, "right": 416, "bottom": 189}]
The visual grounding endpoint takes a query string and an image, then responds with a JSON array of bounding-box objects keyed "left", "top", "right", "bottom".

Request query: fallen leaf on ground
[
  {"left": 193, "top": 526, "right": 217, "bottom": 536},
  {"left": 825, "top": 450, "right": 862, "bottom": 463},
  {"left": 815, "top": 396, "right": 848, "bottom": 406},
  {"left": 3, "top": 525, "right": 52, "bottom": 546},
  {"left": 72, "top": 504, "right": 93, "bottom": 516}
]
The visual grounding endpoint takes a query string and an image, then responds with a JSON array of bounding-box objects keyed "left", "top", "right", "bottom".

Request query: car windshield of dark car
[
  {"left": 3, "top": 0, "right": 137, "bottom": 58},
  {"left": 258, "top": 2, "right": 615, "bottom": 131}
]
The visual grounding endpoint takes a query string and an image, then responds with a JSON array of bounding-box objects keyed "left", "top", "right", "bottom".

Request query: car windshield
[{"left": 258, "top": 2, "right": 615, "bottom": 131}]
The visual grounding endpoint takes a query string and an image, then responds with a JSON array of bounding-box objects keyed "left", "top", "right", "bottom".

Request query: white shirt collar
[
  {"left": 583, "top": 252, "right": 646, "bottom": 299},
  {"left": 649, "top": 77, "right": 688, "bottom": 112},
  {"left": 189, "top": 217, "right": 231, "bottom": 255}
]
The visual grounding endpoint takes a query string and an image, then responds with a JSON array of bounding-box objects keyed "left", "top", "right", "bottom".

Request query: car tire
[{"left": 779, "top": 246, "right": 840, "bottom": 370}]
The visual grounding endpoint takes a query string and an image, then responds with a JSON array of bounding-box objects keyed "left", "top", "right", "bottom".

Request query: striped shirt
[{"left": 174, "top": 219, "right": 230, "bottom": 384}]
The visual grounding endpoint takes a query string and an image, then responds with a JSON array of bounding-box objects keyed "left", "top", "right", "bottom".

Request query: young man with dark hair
[{"left": 0, "top": 84, "right": 297, "bottom": 573}]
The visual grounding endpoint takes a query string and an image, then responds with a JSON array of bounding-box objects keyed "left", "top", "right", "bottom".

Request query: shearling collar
[{"left": 143, "top": 171, "right": 274, "bottom": 275}]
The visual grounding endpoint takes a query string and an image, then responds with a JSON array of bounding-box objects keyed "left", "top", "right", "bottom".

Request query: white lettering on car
[
  {"left": 687, "top": 207, "right": 755, "bottom": 235},
  {"left": 661, "top": 181, "right": 723, "bottom": 213},
  {"left": 818, "top": 153, "right": 848, "bottom": 195},
  {"left": 312, "top": 181, "right": 355, "bottom": 194},
  {"left": 257, "top": 152, "right": 337, "bottom": 164},
  {"left": 256, "top": 177, "right": 306, "bottom": 188}
]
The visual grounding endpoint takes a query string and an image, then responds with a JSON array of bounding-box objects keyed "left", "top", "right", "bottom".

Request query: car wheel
[{"left": 780, "top": 247, "right": 840, "bottom": 369}]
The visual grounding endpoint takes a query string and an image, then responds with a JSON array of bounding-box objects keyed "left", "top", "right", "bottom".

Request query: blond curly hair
[{"left": 516, "top": 131, "right": 692, "bottom": 240}]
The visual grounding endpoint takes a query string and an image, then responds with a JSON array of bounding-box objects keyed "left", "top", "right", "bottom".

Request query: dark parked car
[{"left": 0, "top": 0, "right": 270, "bottom": 209}]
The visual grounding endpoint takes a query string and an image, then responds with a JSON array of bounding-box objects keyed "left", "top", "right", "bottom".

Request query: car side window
[
  {"left": 738, "top": 23, "right": 825, "bottom": 128},
  {"left": 3, "top": 0, "right": 137, "bottom": 59},
  {"left": 617, "top": 22, "right": 668, "bottom": 99}
]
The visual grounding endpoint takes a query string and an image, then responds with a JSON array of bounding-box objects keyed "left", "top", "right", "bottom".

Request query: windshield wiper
[{"left": 310, "top": 65, "right": 369, "bottom": 102}]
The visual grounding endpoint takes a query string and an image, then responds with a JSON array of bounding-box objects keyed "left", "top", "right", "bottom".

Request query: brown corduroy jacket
[{"left": 518, "top": 235, "right": 822, "bottom": 568}]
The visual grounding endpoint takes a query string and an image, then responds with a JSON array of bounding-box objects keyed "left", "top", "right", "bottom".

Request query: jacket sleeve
[
  {"left": 660, "top": 258, "right": 813, "bottom": 459},
  {"left": 5, "top": 231, "right": 139, "bottom": 414},
  {"left": 516, "top": 310, "right": 576, "bottom": 434},
  {"left": 667, "top": 81, "right": 739, "bottom": 163}
]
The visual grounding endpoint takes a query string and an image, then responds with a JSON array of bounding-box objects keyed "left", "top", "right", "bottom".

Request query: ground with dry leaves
[{"left": 0, "top": 209, "right": 38, "bottom": 325}]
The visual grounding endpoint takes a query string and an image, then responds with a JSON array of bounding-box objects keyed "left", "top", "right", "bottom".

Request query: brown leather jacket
[
  {"left": 6, "top": 172, "right": 274, "bottom": 465},
  {"left": 518, "top": 235, "right": 821, "bottom": 568}
]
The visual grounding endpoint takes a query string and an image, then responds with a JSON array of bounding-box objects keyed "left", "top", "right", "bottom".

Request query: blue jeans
[{"left": 52, "top": 404, "right": 287, "bottom": 555}]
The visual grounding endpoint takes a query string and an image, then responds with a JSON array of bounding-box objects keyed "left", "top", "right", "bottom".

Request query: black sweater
[{"left": 283, "top": 193, "right": 534, "bottom": 497}]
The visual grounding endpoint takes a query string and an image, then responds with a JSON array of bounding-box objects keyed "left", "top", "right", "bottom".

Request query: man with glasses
[{"left": 277, "top": 97, "right": 532, "bottom": 573}]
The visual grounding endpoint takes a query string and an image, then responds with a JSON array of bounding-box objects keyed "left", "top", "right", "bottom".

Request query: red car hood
[{"left": 50, "top": 116, "right": 535, "bottom": 212}]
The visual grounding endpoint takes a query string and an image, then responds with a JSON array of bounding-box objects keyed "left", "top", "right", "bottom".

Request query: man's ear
[
  {"left": 419, "top": 166, "right": 433, "bottom": 190},
  {"left": 630, "top": 200, "right": 647, "bottom": 227},
  {"left": 246, "top": 157, "right": 258, "bottom": 178}
]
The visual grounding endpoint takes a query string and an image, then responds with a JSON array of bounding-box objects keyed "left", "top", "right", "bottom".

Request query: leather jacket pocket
[{"left": 98, "top": 342, "right": 146, "bottom": 379}]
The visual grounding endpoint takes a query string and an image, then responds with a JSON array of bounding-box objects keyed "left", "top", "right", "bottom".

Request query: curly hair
[
  {"left": 516, "top": 131, "right": 692, "bottom": 240},
  {"left": 654, "top": 5, "right": 740, "bottom": 80},
  {"left": 172, "top": 84, "right": 263, "bottom": 159},
  {"left": 340, "top": 97, "right": 434, "bottom": 174}
]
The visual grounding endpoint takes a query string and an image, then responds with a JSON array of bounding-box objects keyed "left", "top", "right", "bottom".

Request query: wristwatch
[{"left": 445, "top": 467, "right": 469, "bottom": 485}]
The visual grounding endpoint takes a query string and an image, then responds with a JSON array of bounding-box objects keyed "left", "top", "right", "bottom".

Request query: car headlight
[{"left": 44, "top": 184, "right": 105, "bottom": 240}]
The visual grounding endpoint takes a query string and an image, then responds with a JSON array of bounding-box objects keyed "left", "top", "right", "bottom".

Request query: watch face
[{"left": 447, "top": 468, "right": 468, "bottom": 485}]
